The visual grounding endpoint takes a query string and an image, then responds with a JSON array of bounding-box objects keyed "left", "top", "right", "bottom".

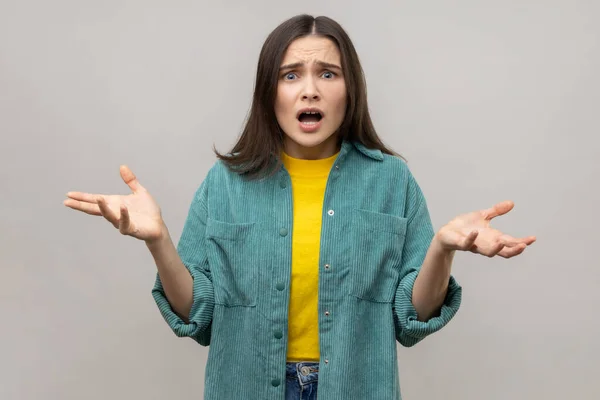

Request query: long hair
[{"left": 214, "top": 14, "right": 402, "bottom": 179}]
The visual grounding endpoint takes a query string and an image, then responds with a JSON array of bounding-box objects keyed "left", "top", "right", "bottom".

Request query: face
[{"left": 275, "top": 35, "right": 347, "bottom": 159}]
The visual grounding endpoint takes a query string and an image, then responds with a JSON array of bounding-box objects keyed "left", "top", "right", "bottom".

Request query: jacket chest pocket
[
  {"left": 205, "top": 218, "right": 260, "bottom": 307},
  {"left": 348, "top": 209, "right": 408, "bottom": 303}
]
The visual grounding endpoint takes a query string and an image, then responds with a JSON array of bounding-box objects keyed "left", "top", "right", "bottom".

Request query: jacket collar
[
  {"left": 271, "top": 139, "right": 384, "bottom": 173},
  {"left": 351, "top": 141, "right": 384, "bottom": 161},
  {"left": 339, "top": 140, "right": 384, "bottom": 161}
]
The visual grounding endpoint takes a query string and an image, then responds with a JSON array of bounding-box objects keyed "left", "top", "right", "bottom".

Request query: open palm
[
  {"left": 436, "top": 200, "right": 536, "bottom": 258},
  {"left": 64, "top": 165, "right": 165, "bottom": 242}
]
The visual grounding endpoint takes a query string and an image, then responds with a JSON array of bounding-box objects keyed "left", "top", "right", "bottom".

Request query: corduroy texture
[{"left": 152, "top": 140, "right": 462, "bottom": 400}]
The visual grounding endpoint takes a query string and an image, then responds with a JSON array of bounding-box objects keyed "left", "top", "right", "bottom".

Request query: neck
[{"left": 283, "top": 135, "right": 340, "bottom": 160}]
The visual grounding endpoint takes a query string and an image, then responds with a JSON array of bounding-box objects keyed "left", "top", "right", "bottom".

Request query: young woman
[{"left": 64, "top": 14, "right": 535, "bottom": 400}]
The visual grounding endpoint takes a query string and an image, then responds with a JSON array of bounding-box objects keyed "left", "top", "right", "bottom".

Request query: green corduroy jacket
[{"left": 152, "top": 139, "right": 462, "bottom": 400}]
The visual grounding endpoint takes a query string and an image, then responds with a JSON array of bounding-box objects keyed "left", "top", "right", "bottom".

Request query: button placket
[{"left": 271, "top": 170, "right": 293, "bottom": 390}]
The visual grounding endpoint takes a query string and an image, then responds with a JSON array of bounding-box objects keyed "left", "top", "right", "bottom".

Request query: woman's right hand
[{"left": 64, "top": 165, "right": 167, "bottom": 243}]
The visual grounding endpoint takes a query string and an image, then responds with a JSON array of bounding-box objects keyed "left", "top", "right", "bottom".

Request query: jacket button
[
  {"left": 279, "top": 228, "right": 288, "bottom": 237},
  {"left": 279, "top": 181, "right": 286, "bottom": 188},
  {"left": 276, "top": 282, "right": 285, "bottom": 291},
  {"left": 271, "top": 378, "right": 281, "bottom": 387},
  {"left": 274, "top": 330, "right": 283, "bottom": 339}
]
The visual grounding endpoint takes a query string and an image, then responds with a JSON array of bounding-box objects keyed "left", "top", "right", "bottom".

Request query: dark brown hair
[{"left": 214, "top": 14, "right": 402, "bottom": 178}]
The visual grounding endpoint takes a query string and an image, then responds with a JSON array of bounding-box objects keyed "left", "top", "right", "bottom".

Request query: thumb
[
  {"left": 483, "top": 200, "right": 514, "bottom": 220},
  {"left": 120, "top": 165, "right": 144, "bottom": 193}
]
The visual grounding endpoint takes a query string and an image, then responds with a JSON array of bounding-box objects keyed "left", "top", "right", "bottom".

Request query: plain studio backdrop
[{"left": 1, "top": 1, "right": 598, "bottom": 399}]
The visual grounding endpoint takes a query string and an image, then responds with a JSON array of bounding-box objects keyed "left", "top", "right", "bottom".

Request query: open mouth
[{"left": 297, "top": 111, "right": 323, "bottom": 124}]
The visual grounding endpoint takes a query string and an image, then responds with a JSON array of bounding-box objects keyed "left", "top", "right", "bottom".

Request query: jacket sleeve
[
  {"left": 151, "top": 178, "right": 214, "bottom": 346},
  {"left": 393, "top": 170, "right": 462, "bottom": 347}
]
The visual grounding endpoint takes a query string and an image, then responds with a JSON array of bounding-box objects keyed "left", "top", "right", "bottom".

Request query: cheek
[
  {"left": 275, "top": 86, "right": 295, "bottom": 115},
  {"left": 274, "top": 92, "right": 283, "bottom": 115},
  {"left": 332, "top": 85, "right": 347, "bottom": 116}
]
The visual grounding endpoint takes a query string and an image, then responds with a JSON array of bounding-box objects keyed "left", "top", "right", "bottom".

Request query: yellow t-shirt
[{"left": 281, "top": 150, "right": 338, "bottom": 362}]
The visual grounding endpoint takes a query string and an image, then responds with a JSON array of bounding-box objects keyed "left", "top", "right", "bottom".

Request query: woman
[{"left": 64, "top": 14, "right": 535, "bottom": 400}]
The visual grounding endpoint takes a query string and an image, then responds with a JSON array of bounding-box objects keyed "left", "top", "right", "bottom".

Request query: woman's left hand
[{"left": 435, "top": 200, "right": 536, "bottom": 258}]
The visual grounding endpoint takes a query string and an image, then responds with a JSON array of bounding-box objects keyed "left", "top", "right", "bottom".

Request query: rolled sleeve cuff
[
  {"left": 394, "top": 270, "right": 462, "bottom": 347},
  {"left": 151, "top": 265, "right": 214, "bottom": 346}
]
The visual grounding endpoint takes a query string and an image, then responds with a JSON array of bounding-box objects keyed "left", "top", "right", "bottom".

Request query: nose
[{"left": 301, "top": 77, "right": 320, "bottom": 101}]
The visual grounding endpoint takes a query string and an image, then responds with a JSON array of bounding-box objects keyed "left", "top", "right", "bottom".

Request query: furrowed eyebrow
[{"left": 279, "top": 61, "right": 342, "bottom": 71}]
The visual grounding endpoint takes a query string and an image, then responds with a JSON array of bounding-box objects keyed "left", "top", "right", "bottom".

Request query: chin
[{"left": 287, "top": 130, "right": 336, "bottom": 148}]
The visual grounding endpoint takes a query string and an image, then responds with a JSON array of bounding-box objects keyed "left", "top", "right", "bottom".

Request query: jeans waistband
[{"left": 286, "top": 361, "right": 319, "bottom": 385}]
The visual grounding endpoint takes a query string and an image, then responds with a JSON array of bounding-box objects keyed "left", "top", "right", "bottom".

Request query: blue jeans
[{"left": 285, "top": 361, "right": 319, "bottom": 399}]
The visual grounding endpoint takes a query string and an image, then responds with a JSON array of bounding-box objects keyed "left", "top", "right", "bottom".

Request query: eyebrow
[{"left": 279, "top": 61, "right": 342, "bottom": 71}]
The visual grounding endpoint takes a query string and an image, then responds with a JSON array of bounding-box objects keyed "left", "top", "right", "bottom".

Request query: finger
[
  {"left": 462, "top": 230, "right": 479, "bottom": 249},
  {"left": 482, "top": 200, "right": 514, "bottom": 221},
  {"left": 120, "top": 165, "right": 145, "bottom": 193},
  {"left": 499, "top": 234, "right": 537, "bottom": 247},
  {"left": 66, "top": 191, "right": 103, "bottom": 204},
  {"left": 475, "top": 240, "right": 506, "bottom": 258},
  {"left": 118, "top": 204, "right": 131, "bottom": 235},
  {"left": 498, "top": 234, "right": 522, "bottom": 247},
  {"left": 439, "top": 230, "right": 478, "bottom": 251},
  {"left": 498, "top": 243, "right": 527, "bottom": 258},
  {"left": 63, "top": 198, "right": 102, "bottom": 216},
  {"left": 97, "top": 196, "right": 120, "bottom": 228},
  {"left": 519, "top": 235, "right": 537, "bottom": 245}
]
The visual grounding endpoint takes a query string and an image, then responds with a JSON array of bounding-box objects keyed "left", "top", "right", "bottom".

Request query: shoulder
[
  {"left": 200, "top": 159, "right": 243, "bottom": 188},
  {"left": 358, "top": 149, "right": 416, "bottom": 189},
  {"left": 380, "top": 152, "right": 411, "bottom": 175},
  {"left": 188, "top": 160, "right": 231, "bottom": 205},
  {"left": 198, "top": 159, "right": 268, "bottom": 202},
  {"left": 377, "top": 151, "right": 428, "bottom": 210},
  {"left": 350, "top": 141, "right": 412, "bottom": 179}
]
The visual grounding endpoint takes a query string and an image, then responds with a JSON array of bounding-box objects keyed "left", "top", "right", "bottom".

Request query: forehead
[{"left": 281, "top": 36, "right": 341, "bottom": 65}]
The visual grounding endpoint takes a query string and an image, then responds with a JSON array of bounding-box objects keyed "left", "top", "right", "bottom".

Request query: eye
[
  {"left": 322, "top": 71, "right": 336, "bottom": 79},
  {"left": 283, "top": 72, "right": 297, "bottom": 80}
]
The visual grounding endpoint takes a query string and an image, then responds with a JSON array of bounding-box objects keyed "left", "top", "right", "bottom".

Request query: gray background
[{"left": 1, "top": 1, "right": 598, "bottom": 399}]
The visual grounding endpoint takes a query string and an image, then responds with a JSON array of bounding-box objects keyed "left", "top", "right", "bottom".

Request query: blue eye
[
  {"left": 322, "top": 71, "right": 335, "bottom": 79},
  {"left": 284, "top": 73, "right": 297, "bottom": 80}
]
